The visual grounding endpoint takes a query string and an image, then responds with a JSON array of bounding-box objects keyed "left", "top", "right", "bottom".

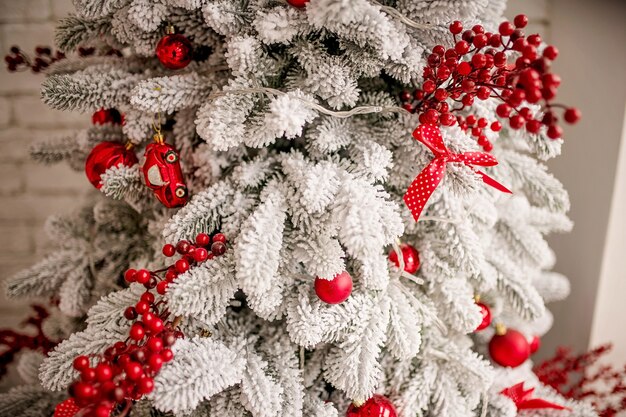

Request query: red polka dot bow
[
  {"left": 403, "top": 124, "right": 512, "bottom": 221},
  {"left": 501, "top": 382, "right": 570, "bottom": 410},
  {"left": 54, "top": 398, "right": 80, "bottom": 417}
]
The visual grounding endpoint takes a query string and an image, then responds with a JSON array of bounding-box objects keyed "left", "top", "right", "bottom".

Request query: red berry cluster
[
  {"left": 66, "top": 232, "right": 227, "bottom": 417},
  {"left": 399, "top": 14, "right": 580, "bottom": 147},
  {"left": 92, "top": 108, "right": 125, "bottom": 126},
  {"left": 4, "top": 45, "right": 65, "bottom": 73}
]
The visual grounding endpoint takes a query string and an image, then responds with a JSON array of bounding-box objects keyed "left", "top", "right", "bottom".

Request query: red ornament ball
[
  {"left": 388, "top": 244, "right": 420, "bottom": 274},
  {"left": 315, "top": 271, "right": 353, "bottom": 304},
  {"left": 529, "top": 335, "right": 541, "bottom": 354},
  {"left": 54, "top": 398, "right": 80, "bottom": 417},
  {"left": 91, "top": 108, "right": 123, "bottom": 125},
  {"left": 474, "top": 302, "right": 492, "bottom": 331},
  {"left": 85, "top": 141, "right": 138, "bottom": 189},
  {"left": 156, "top": 33, "right": 192, "bottom": 70},
  {"left": 489, "top": 327, "right": 531, "bottom": 367},
  {"left": 286, "top": 0, "right": 310, "bottom": 7},
  {"left": 346, "top": 395, "right": 398, "bottom": 417}
]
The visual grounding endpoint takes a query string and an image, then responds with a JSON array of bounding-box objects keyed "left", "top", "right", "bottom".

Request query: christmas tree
[{"left": 0, "top": 0, "right": 593, "bottom": 416}]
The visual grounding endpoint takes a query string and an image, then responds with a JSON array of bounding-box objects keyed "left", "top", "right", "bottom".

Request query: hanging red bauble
[
  {"left": 54, "top": 398, "right": 80, "bottom": 417},
  {"left": 156, "top": 27, "right": 192, "bottom": 70},
  {"left": 474, "top": 302, "right": 492, "bottom": 331},
  {"left": 286, "top": 0, "right": 310, "bottom": 7},
  {"left": 489, "top": 325, "right": 531, "bottom": 368},
  {"left": 315, "top": 271, "right": 352, "bottom": 304},
  {"left": 346, "top": 395, "right": 398, "bottom": 417},
  {"left": 85, "top": 141, "right": 138, "bottom": 189},
  {"left": 141, "top": 134, "right": 188, "bottom": 208},
  {"left": 529, "top": 335, "right": 541, "bottom": 354},
  {"left": 91, "top": 108, "right": 123, "bottom": 125},
  {"left": 387, "top": 243, "right": 420, "bottom": 274}
]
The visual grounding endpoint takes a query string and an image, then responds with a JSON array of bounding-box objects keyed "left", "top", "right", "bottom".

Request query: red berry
[
  {"left": 527, "top": 34, "right": 542, "bottom": 46},
  {"left": 176, "top": 240, "right": 191, "bottom": 254},
  {"left": 436, "top": 66, "right": 451, "bottom": 80},
  {"left": 542, "top": 86, "right": 557, "bottom": 100},
  {"left": 95, "top": 404, "right": 112, "bottom": 417},
  {"left": 543, "top": 45, "right": 559, "bottom": 60},
  {"left": 461, "top": 30, "right": 474, "bottom": 43},
  {"left": 473, "top": 34, "right": 487, "bottom": 48},
  {"left": 461, "top": 79, "right": 475, "bottom": 93},
  {"left": 194, "top": 233, "right": 210, "bottom": 247},
  {"left": 413, "top": 89, "right": 424, "bottom": 100},
  {"left": 514, "top": 14, "right": 529, "bottom": 28},
  {"left": 482, "top": 140, "right": 493, "bottom": 152},
  {"left": 547, "top": 124, "right": 563, "bottom": 139},
  {"left": 162, "top": 244, "right": 176, "bottom": 257},
  {"left": 457, "top": 61, "right": 471, "bottom": 76},
  {"left": 493, "top": 52, "right": 507, "bottom": 67},
  {"left": 124, "top": 306, "right": 137, "bottom": 320},
  {"left": 161, "top": 349, "right": 174, "bottom": 362},
  {"left": 400, "top": 90, "right": 411, "bottom": 103},
  {"left": 147, "top": 337, "right": 163, "bottom": 352},
  {"left": 427, "top": 54, "right": 440, "bottom": 67},
  {"left": 124, "top": 269, "right": 137, "bottom": 282},
  {"left": 95, "top": 364, "right": 113, "bottom": 381},
  {"left": 491, "top": 121, "right": 502, "bottom": 132},
  {"left": 477, "top": 118, "right": 488, "bottom": 128},
  {"left": 432, "top": 45, "right": 445, "bottom": 56},
  {"left": 466, "top": 115, "right": 477, "bottom": 126},
  {"left": 165, "top": 268, "right": 178, "bottom": 282},
  {"left": 449, "top": 21, "right": 463, "bottom": 35},
  {"left": 148, "top": 354, "right": 164, "bottom": 371},
  {"left": 72, "top": 381, "right": 95, "bottom": 400},
  {"left": 525, "top": 88, "right": 542, "bottom": 104},
  {"left": 564, "top": 108, "right": 581, "bottom": 124},
  {"left": 440, "top": 112, "right": 456, "bottom": 126},
  {"left": 509, "top": 114, "right": 525, "bottom": 129},
  {"left": 422, "top": 79, "right": 436, "bottom": 94},
  {"left": 454, "top": 40, "right": 469, "bottom": 55},
  {"left": 402, "top": 103, "right": 414, "bottom": 112},
  {"left": 476, "top": 86, "right": 490, "bottom": 100},
  {"left": 471, "top": 127, "right": 482, "bottom": 137},
  {"left": 543, "top": 73, "right": 561, "bottom": 87},
  {"left": 212, "top": 233, "right": 227, "bottom": 243},
  {"left": 423, "top": 109, "right": 440, "bottom": 125},
  {"left": 138, "top": 376, "right": 155, "bottom": 394},
  {"left": 73, "top": 356, "right": 90, "bottom": 371},
  {"left": 147, "top": 317, "right": 164, "bottom": 333},
  {"left": 461, "top": 94, "right": 474, "bottom": 106},
  {"left": 193, "top": 247, "right": 208, "bottom": 262},
  {"left": 156, "top": 281, "right": 168, "bottom": 295},
  {"left": 135, "top": 300, "right": 150, "bottom": 315},
  {"left": 129, "top": 323, "right": 145, "bottom": 341},
  {"left": 124, "top": 362, "right": 143, "bottom": 380},
  {"left": 523, "top": 45, "right": 537, "bottom": 60},
  {"left": 434, "top": 88, "right": 448, "bottom": 101},
  {"left": 81, "top": 368, "right": 96, "bottom": 382},
  {"left": 499, "top": 21, "right": 515, "bottom": 36},
  {"left": 489, "top": 34, "right": 502, "bottom": 47},
  {"left": 526, "top": 119, "right": 542, "bottom": 133},
  {"left": 477, "top": 135, "right": 488, "bottom": 146},
  {"left": 211, "top": 241, "right": 227, "bottom": 256},
  {"left": 175, "top": 258, "right": 190, "bottom": 274},
  {"left": 471, "top": 53, "right": 486, "bottom": 68},
  {"left": 135, "top": 269, "right": 151, "bottom": 285}
]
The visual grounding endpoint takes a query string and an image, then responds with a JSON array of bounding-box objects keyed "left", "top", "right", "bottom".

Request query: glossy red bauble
[
  {"left": 489, "top": 328, "right": 531, "bottom": 368},
  {"left": 346, "top": 395, "right": 397, "bottom": 417},
  {"left": 85, "top": 142, "right": 138, "bottom": 189},
  {"left": 388, "top": 244, "right": 421, "bottom": 274},
  {"left": 92, "top": 108, "right": 123, "bottom": 125},
  {"left": 314, "top": 271, "right": 353, "bottom": 304},
  {"left": 286, "top": 0, "right": 310, "bottom": 7},
  {"left": 156, "top": 33, "right": 192, "bottom": 70},
  {"left": 474, "top": 302, "right": 492, "bottom": 331}
]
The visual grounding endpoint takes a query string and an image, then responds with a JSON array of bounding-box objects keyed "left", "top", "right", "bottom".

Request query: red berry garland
[
  {"left": 61, "top": 232, "right": 228, "bottom": 416},
  {"left": 399, "top": 14, "right": 580, "bottom": 147}
]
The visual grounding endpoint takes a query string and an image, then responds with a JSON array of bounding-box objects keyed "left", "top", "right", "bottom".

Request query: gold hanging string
[{"left": 153, "top": 112, "right": 164, "bottom": 144}]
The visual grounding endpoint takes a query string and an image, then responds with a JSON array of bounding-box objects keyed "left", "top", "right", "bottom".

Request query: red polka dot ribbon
[
  {"left": 54, "top": 398, "right": 80, "bottom": 417},
  {"left": 403, "top": 124, "right": 512, "bottom": 221},
  {"left": 501, "top": 382, "right": 570, "bottom": 410}
]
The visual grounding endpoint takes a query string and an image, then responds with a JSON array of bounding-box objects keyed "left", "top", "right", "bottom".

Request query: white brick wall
[{"left": 0, "top": 0, "right": 90, "bottom": 330}]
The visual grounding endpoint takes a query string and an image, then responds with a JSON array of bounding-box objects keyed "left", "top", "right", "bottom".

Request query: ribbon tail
[
  {"left": 404, "top": 158, "right": 446, "bottom": 221},
  {"left": 477, "top": 171, "right": 512, "bottom": 194},
  {"left": 517, "top": 399, "right": 570, "bottom": 411}
]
